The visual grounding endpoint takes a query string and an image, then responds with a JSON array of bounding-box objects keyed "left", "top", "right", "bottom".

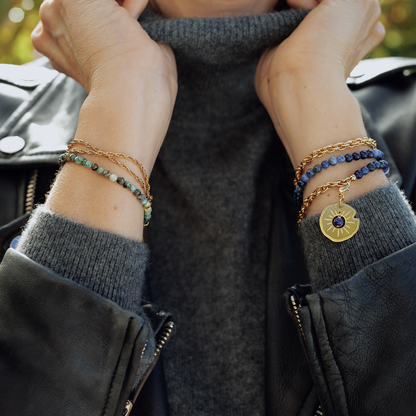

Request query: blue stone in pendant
[{"left": 332, "top": 216, "right": 345, "bottom": 228}]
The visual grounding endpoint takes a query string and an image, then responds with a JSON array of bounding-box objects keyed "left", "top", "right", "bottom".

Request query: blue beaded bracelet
[
  {"left": 298, "top": 149, "right": 384, "bottom": 185},
  {"left": 59, "top": 153, "right": 152, "bottom": 225},
  {"left": 294, "top": 158, "right": 389, "bottom": 205}
]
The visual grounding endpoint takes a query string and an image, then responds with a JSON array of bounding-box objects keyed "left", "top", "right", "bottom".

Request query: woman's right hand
[{"left": 31, "top": 0, "right": 177, "bottom": 96}]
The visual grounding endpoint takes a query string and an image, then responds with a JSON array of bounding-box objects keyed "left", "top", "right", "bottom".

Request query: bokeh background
[{"left": 0, "top": 0, "right": 415, "bottom": 65}]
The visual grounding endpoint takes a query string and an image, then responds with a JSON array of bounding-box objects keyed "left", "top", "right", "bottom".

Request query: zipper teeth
[
  {"left": 155, "top": 321, "right": 175, "bottom": 356},
  {"left": 290, "top": 295, "right": 304, "bottom": 339},
  {"left": 124, "top": 320, "right": 175, "bottom": 415},
  {"left": 290, "top": 296, "right": 323, "bottom": 416},
  {"left": 314, "top": 405, "right": 323, "bottom": 415},
  {"left": 25, "top": 169, "right": 38, "bottom": 214}
]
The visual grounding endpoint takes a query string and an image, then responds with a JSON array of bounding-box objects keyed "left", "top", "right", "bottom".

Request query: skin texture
[
  {"left": 148, "top": 0, "right": 280, "bottom": 18},
  {"left": 31, "top": 0, "right": 386, "bottom": 238}
]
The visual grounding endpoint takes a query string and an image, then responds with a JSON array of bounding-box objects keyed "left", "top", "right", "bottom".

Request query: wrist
[{"left": 270, "top": 72, "right": 366, "bottom": 168}]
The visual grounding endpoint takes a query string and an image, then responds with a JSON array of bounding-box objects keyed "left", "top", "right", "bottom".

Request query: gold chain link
[
  {"left": 297, "top": 174, "right": 357, "bottom": 226},
  {"left": 68, "top": 139, "right": 152, "bottom": 202},
  {"left": 294, "top": 138, "right": 377, "bottom": 186}
]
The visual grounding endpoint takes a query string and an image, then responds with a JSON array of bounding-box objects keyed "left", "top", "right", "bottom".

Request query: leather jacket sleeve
[
  {"left": 285, "top": 242, "right": 416, "bottom": 415},
  {"left": 0, "top": 249, "right": 173, "bottom": 416}
]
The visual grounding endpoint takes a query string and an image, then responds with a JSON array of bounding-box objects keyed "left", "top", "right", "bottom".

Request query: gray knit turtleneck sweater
[{"left": 17, "top": 6, "right": 416, "bottom": 416}]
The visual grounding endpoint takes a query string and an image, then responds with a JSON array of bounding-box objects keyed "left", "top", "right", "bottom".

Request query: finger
[
  {"left": 31, "top": 23, "right": 72, "bottom": 76},
  {"left": 48, "top": 58, "right": 70, "bottom": 77},
  {"left": 287, "top": 0, "right": 319, "bottom": 9},
  {"left": 118, "top": 0, "right": 148, "bottom": 18},
  {"left": 357, "top": 22, "right": 386, "bottom": 62}
]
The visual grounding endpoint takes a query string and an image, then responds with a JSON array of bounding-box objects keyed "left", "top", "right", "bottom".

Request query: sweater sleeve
[
  {"left": 15, "top": 206, "right": 156, "bottom": 386},
  {"left": 16, "top": 206, "right": 149, "bottom": 314},
  {"left": 299, "top": 182, "right": 416, "bottom": 291}
]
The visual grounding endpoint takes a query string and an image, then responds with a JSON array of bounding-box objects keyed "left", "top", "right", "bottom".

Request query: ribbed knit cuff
[
  {"left": 16, "top": 206, "right": 149, "bottom": 314},
  {"left": 300, "top": 182, "right": 416, "bottom": 291}
]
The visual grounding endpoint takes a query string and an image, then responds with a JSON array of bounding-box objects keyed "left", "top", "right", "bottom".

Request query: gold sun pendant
[{"left": 319, "top": 203, "right": 360, "bottom": 243}]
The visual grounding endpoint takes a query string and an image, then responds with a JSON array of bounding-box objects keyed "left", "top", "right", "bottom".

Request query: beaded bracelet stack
[
  {"left": 295, "top": 137, "right": 389, "bottom": 243},
  {"left": 59, "top": 140, "right": 152, "bottom": 226}
]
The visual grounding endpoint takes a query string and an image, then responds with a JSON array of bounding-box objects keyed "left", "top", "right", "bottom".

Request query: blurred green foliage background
[{"left": 0, "top": 0, "right": 415, "bottom": 65}]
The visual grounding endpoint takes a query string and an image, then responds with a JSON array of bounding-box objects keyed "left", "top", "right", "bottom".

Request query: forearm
[
  {"left": 46, "top": 79, "right": 172, "bottom": 241},
  {"left": 270, "top": 71, "right": 388, "bottom": 217}
]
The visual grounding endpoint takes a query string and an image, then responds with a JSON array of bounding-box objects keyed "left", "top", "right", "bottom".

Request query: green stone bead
[
  {"left": 75, "top": 156, "right": 82, "bottom": 164},
  {"left": 97, "top": 167, "right": 104, "bottom": 175},
  {"left": 133, "top": 190, "right": 141, "bottom": 197},
  {"left": 85, "top": 160, "right": 92, "bottom": 168},
  {"left": 117, "top": 177, "right": 125, "bottom": 185},
  {"left": 103, "top": 170, "right": 111, "bottom": 178},
  {"left": 81, "top": 158, "right": 87, "bottom": 166},
  {"left": 130, "top": 185, "right": 137, "bottom": 192},
  {"left": 123, "top": 181, "right": 131, "bottom": 189},
  {"left": 70, "top": 153, "right": 77, "bottom": 162},
  {"left": 91, "top": 163, "right": 99, "bottom": 171}
]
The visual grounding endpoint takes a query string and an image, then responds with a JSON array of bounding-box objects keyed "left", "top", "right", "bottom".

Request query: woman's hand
[
  {"left": 255, "top": 0, "right": 387, "bottom": 216},
  {"left": 32, "top": 0, "right": 176, "bottom": 95},
  {"left": 32, "top": 0, "right": 178, "bottom": 240}
]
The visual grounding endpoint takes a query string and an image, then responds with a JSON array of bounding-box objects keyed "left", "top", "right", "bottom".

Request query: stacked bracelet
[
  {"left": 295, "top": 137, "right": 390, "bottom": 243},
  {"left": 59, "top": 152, "right": 152, "bottom": 226},
  {"left": 294, "top": 150, "right": 386, "bottom": 204}
]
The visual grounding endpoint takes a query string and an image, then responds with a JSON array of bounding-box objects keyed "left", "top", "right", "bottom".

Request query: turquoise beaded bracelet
[{"left": 59, "top": 153, "right": 152, "bottom": 225}]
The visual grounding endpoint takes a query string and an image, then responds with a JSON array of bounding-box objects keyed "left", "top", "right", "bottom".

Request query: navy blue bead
[
  {"left": 297, "top": 180, "right": 306, "bottom": 188},
  {"left": 337, "top": 155, "right": 346, "bottom": 164},
  {"left": 329, "top": 157, "right": 338, "bottom": 166},
  {"left": 383, "top": 165, "right": 390, "bottom": 174},
  {"left": 367, "top": 149, "right": 374, "bottom": 158},
  {"left": 367, "top": 162, "right": 376, "bottom": 172},
  {"left": 333, "top": 216, "right": 345, "bottom": 228},
  {"left": 306, "top": 169, "right": 315, "bottom": 178},
  {"left": 294, "top": 192, "right": 302, "bottom": 201},
  {"left": 360, "top": 151, "right": 368, "bottom": 159},
  {"left": 301, "top": 174, "right": 310, "bottom": 183},
  {"left": 345, "top": 153, "right": 353, "bottom": 163},
  {"left": 361, "top": 167, "right": 370, "bottom": 175},
  {"left": 378, "top": 151, "right": 384, "bottom": 160},
  {"left": 313, "top": 164, "right": 322, "bottom": 173},
  {"left": 374, "top": 160, "right": 381, "bottom": 169},
  {"left": 354, "top": 170, "right": 363, "bottom": 179},
  {"left": 321, "top": 160, "right": 330, "bottom": 169},
  {"left": 295, "top": 185, "right": 302, "bottom": 193},
  {"left": 352, "top": 152, "right": 361, "bottom": 161}
]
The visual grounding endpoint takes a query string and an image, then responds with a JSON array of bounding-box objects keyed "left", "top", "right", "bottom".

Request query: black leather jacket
[{"left": 0, "top": 57, "right": 415, "bottom": 416}]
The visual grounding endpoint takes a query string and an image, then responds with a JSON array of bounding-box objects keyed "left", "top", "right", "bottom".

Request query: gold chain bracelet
[
  {"left": 294, "top": 137, "right": 377, "bottom": 186},
  {"left": 68, "top": 139, "right": 152, "bottom": 202}
]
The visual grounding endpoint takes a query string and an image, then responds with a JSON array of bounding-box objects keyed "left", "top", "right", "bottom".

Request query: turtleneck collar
[
  {"left": 138, "top": 6, "right": 308, "bottom": 121},
  {"left": 139, "top": 6, "right": 308, "bottom": 65}
]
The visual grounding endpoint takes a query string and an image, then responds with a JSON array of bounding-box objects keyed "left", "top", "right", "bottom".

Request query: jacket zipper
[
  {"left": 25, "top": 169, "right": 38, "bottom": 214},
  {"left": 290, "top": 294, "right": 305, "bottom": 340},
  {"left": 290, "top": 295, "right": 324, "bottom": 416},
  {"left": 123, "top": 320, "right": 175, "bottom": 416}
]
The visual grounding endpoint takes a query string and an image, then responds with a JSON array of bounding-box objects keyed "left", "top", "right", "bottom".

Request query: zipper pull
[{"left": 123, "top": 400, "right": 133, "bottom": 416}]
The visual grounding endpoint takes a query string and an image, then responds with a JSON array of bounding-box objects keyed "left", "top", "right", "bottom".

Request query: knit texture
[
  {"left": 300, "top": 182, "right": 416, "bottom": 291},
  {"left": 14, "top": 5, "right": 416, "bottom": 416},
  {"left": 17, "top": 206, "right": 149, "bottom": 313}
]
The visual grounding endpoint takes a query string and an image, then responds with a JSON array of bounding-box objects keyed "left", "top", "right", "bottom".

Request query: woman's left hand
[{"left": 255, "top": 0, "right": 385, "bottom": 168}]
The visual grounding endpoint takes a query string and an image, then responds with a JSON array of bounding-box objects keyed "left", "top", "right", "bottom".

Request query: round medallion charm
[{"left": 319, "top": 203, "right": 359, "bottom": 242}]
